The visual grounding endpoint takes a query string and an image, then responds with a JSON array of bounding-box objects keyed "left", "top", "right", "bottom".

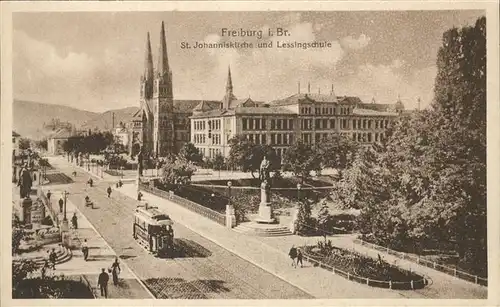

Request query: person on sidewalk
[
  {"left": 88, "top": 177, "right": 93, "bottom": 187},
  {"left": 72, "top": 171, "right": 77, "bottom": 177},
  {"left": 58, "top": 198, "right": 64, "bottom": 213},
  {"left": 107, "top": 186, "right": 112, "bottom": 198},
  {"left": 111, "top": 257, "right": 121, "bottom": 286},
  {"left": 297, "top": 249, "right": 304, "bottom": 268},
  {"left": 46, "top": 190, "right": 52, "bottom": 202},
  {"left": 288, "top": 245, "right": 298, "bottom": 268},
  {"left": 137, "top": 191, "right": 143, "bottom": 201},
  {"left": 71, "top": 213, "right": 78, "bottom": 229},
  {"left": 82, "top": 239, "right": 89, "bottom": 261},
  {"left": 97, "top": 268, "right": 109, "bottom": 298}
]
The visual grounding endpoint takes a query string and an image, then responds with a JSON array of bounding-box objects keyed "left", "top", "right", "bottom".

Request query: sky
[{"left": 13, "top": 10, "right": 484, "bottom": 112}]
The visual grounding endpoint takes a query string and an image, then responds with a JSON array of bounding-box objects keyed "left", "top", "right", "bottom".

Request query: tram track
[{"left": 62, "top": 171, "right": 280, "bottom": 299}]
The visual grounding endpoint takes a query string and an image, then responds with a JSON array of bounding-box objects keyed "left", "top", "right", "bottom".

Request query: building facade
[{"left": 190, "top": 74, "right": 403, "bottom": 160}]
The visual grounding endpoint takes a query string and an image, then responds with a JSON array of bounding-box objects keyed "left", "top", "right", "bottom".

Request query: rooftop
[
  {"left": 190, "top": 106, "right": 296, "bottom": 119},
  {"left": 353, "top": 108, "right": 399, "bottom": 117},
  {"left": 12, "top": 131, "right": 20, "bottom": 137}
]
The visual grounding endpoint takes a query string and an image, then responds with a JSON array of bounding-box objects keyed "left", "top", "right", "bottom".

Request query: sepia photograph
[{"left": 1, "top": 2, "right": 498, "bottom": 305}]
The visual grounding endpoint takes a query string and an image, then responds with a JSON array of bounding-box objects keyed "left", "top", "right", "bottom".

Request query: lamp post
[
  {"left": 297, "top": 183, "right": 302, "bottom": 202},
  {"left": 61, "top": 190, "right": 69, "bottom": 232},
  {"left": 227, "top": 181, "right": 232, "bottom": 204}
]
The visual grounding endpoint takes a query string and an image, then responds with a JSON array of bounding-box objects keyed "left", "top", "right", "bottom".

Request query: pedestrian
[
  {"left": 33, "top": 172, "right": 37, "bottom": 181},
  {"left": 97, "top": 268, "right": 109, "bottom": 298},
  {"left": 58, "top": 198, "right": 64, "bottom": 213},
  {"left": 41, "top": 260, "right": 49, "bottom": 278},
  {"left": 71, "top": 213, "right": 78, "bottom": 229},
  {"left": 49, "top": 248, "right": 57, "bottom": 269},
  {"left": 46, "top": 190, "right": 52, "bottom": 202},
  {"left": 82, "top": 239, "right": 89, "bottom": 261},
  {"left": 72, "top": 171, "right": 77, "bottom": 177},
  {"left": 118, "top": 179, "right": 123, "bottom": 188},
  {"left": 88, "top": 177, "right": 93, "bottom": 187},
  {"left": 288, "top": 245, "right": 297, "bottom": 268},
  {"left": 297, "top": 249, "right": 304, "bottom": 268},
  {"left": 111, "top": 257, "right": 121, "bottom": 286},
  {"left": 137, "top": 191, "right": 143, "bottom": 201},
  {"left": 107, "top": 186, "right": 112, "bottom": 198}
]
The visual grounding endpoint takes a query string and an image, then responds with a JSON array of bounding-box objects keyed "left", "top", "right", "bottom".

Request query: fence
[
  {"left": 353, "top": 238, "right": 488, "bottom": 287},
  {"left": 37, "top": 189, "right": 60, "bottom": 227},
  {"left": 139, "top": 182, "right": 227, "bottom": 226},
  {"left": 299, "top": 246, "right": 428, "bottom": 290},
  {"left": 80, "top": 275, "right": 97, "bottom": 298}
]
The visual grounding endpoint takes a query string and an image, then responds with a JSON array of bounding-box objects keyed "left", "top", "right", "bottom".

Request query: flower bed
[{"left": 302, "top": 242, "right": 427, "bottom": 290}]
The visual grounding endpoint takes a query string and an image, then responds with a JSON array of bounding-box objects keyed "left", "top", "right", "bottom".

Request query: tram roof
[{"left": 135, "top": 206, "right": 172, "bottom": 221}]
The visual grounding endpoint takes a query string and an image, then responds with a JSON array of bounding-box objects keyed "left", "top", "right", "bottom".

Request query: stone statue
[
  {"left": 18, "top": 165, "right": 33, "bottom": 199},
  {"left": 259, "top": 155, "right": 271, "bottom": 184},
  {"left": 137, "top": 146, "right": 144, "bottom": 177}
]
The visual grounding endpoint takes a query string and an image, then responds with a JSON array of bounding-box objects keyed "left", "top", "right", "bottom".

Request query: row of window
[
  {"left": 193, "top": 133, "right": 206, "bottom": 144},
  {"left": 300, "top": 118, "right": 391, "bottom": 130},
  {"left": 353, "top": 132, "right": 385, "bottom": 143},
  {"left": 300, "top": 106, "right": 352, "bottom": 115},
  {"left": 193, "top": 133, "right": 221, "bottom": 145},
  {"left": 353, "top": 119, "right": 389, "bottom": 130},
  {"left": 193, "top": 120, "right": 206, "bottom": 131},
  {"left": 243, "top": 133, "right": 294, "bottom": 145}
]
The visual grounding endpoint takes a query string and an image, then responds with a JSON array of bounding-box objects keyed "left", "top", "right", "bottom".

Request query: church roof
[
  {"left": 175, "top": 100, "right": 220, "bottom": 113},
  {"left": 228, "top": 98, "right": 260, "bottom": 108}
]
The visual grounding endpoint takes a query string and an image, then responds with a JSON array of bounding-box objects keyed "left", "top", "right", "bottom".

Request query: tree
[
  {"left": 282, "top": 141, "right": 321, "bottom": 182},
  {"left": 160, "top": 158, "right": 196, "bottom": 189},
  {"left": 212, "top": 153, "right": 226, "bottom": 178},
  {"left": 227, "top": 135, "right": 254, "bottom": 173},
  {"left": 19, "top": 138, "right": 31, "bottom": 151},
  {"left": 317, "top": 201, "right": 331, "bottom": 241},
  {"left": 34, "top": 139, "right": 48, "bottom": 151},
  {"left": 316, "top": 133, "right": 358, "bottom": 173},
  {"left": 332, "top": 17, "right": 487, "bottom": 270},
  {"left": 179, "top": 143, "right": 204, "bottom": 165},
  {"left": 294, "top": 198, "right": 314, "bottom": 235}
]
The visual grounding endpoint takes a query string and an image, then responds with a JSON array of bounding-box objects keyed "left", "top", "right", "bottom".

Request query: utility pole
[
  {"left": 61, "top": 190, "right": 69, "bottom": 232},
  {"left": 112, "top": 112, "right": 115, "bottom": 131},
  {"left": 63, "top": 190, "right": 68, "bottom": 221}
]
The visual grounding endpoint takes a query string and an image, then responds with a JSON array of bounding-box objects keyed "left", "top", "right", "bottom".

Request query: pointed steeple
[
  {"left": 298, "top": 81, "right": 301, "bottom": 94},
  {"left": 157, "top": 21, "right": 169, "bottom": 78},
  {"left": 226, "top": 65, "right": 233, "bottom": 91},
  {"left": 223, "top": 65, "right": 237, "bottom": 109},
  {"left": 417, "top": 97, "right": 421, "bottom": 110},
  {"left": 308, "top": 82, "right": 311, "bottom": 93},
  {"left": 143, "top": 32, "right": 154, "bottom": 81}
]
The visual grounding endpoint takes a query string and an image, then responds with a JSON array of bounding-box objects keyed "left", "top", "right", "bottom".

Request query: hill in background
[
  {"left": 13, "top": 100, "right": 97, "bottom": 140},
  {"left": 80, "top": 107, "right": 139, "bottom": 131}
]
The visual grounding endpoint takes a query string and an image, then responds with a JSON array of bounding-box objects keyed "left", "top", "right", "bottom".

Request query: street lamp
[
  {"left": 297, "top": 183, "right": 302, "bottom": 202},
  {"left": 227, "top": 181, "right": 232, "bottom": 205}
]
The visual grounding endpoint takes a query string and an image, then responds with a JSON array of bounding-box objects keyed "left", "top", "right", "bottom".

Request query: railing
[
  {"left": 191, "top": 183, "right": 335, "bottom": 191},
  {"left": 139, "top": 183, "right": 227, "bottom": 226},
  {"left": 37, "top": 189, "right": 60, "bottom": 227},
  {"left": 353, "top": 238, "right": 488, "bottom": 287},
  {"left": 300, "top": 246, "right": 428, "bottom": 290},
  {"left": 80, "top": 275, "right": 97, "bottom": 298}
]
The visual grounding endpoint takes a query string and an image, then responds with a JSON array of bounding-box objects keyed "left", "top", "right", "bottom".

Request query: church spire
[
  {"left": 226, "top": 65, "right": 233, "bottom": 92},
  {"left": 143, "top": 32, "right": 154, "bottom": 81},
  {"left": 157, "top": 21, "right": 170, "bottom": 78},
  {"left": 223, "top": 65, "right": 236, "bottom": 109}
]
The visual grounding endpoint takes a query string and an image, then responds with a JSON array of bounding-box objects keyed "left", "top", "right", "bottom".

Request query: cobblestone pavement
[{"left": 49, "top": 158, "right": 311, "bottom": 299}]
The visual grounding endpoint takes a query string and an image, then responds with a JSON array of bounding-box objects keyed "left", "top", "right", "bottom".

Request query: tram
[{"left": 133, "top": 204, "right": 175, "bottom": 257}]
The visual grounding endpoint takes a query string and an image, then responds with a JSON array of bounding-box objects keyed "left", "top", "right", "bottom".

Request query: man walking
[
  {"left": 111, "top": 257, "right": 121, "bottom": 286},
  {"left": 46, "top": 190, "right": 52, "bottom": 202},
  {"left": 297, "top": 249, "right": 304, "bottom": 268},
  {"left": 58, "top": 197, "right": 64, "bottom": 213},
  {"left": 49, "top": 248, "right": 57, "bottom": 270},
  {"left": 107, "top": 186, "right": 112, "bottom": 198},
  {"left": 71, "top": 213, "right": 78, "bottom": 229},
  {"left": 82, "top": 239, "right": 89, "bottom": 261},
  {"left": 288, "top": 245, "right": 297, "bottom": 268},
  {"left": 97, "top": 268, "right": 109, "bottom": 298}
]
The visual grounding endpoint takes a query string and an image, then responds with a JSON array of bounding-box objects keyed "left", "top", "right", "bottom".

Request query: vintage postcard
[{"left": 1, "top": 1, "right": 499, "bottom": 307}]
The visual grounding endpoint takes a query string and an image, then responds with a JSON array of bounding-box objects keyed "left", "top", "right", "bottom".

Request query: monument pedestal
[
  {"left": 20, "top": 198, "right": 33, "bottom": 224},
  {"left": 255, "top": 203, "right": 276, "bottom": 224}
]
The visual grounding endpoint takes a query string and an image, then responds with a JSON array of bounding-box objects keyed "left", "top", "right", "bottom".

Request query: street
[{"left": 50, "top": 158, "right": 312, "bottom": 299}]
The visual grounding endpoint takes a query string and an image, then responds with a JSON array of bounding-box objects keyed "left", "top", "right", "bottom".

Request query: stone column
[{"left": 255, "top": 181, "right": 275, "bottom": 224}]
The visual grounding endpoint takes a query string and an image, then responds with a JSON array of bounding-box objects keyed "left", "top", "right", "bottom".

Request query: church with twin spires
[{"left": 129, "top": 21, "right": 405, "bottom": 161}]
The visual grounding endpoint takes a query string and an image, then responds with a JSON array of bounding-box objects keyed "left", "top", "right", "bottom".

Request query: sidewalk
[
  {"left": 38, "top": 186, "right": 153, "bottom": 299},
  {"left": 117, "top": 183, "right": 488, "bottom": 299}
]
